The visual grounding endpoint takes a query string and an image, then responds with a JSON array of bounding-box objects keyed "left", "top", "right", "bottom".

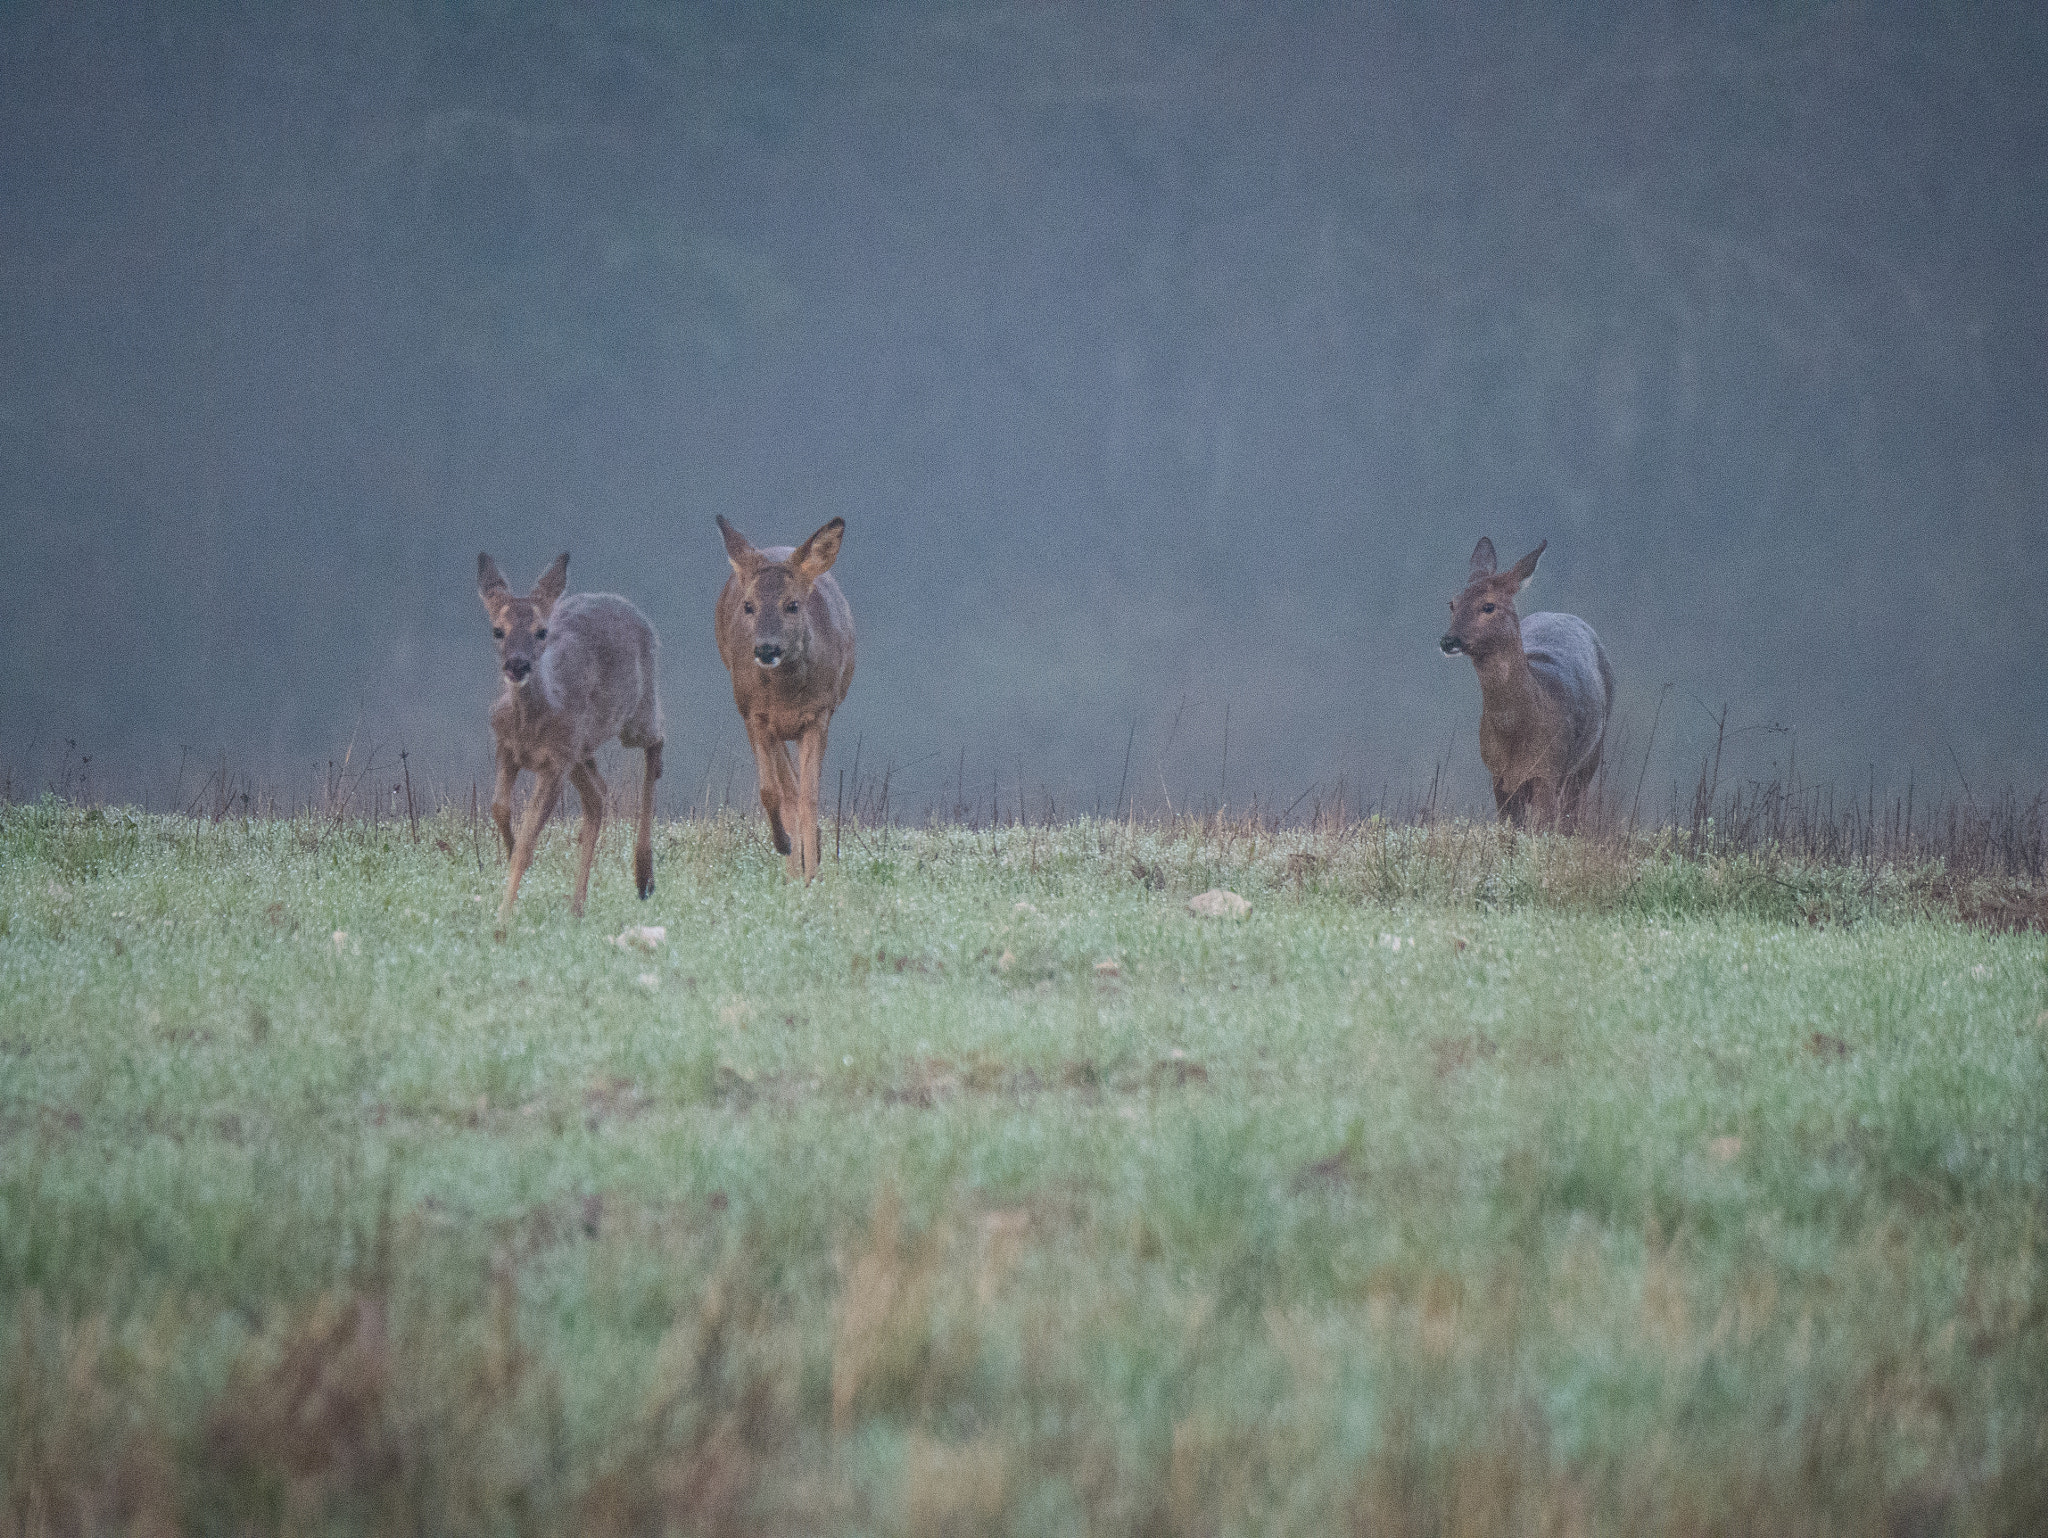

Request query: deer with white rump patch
[
  {"left": 478, "top": 552, "right": 663, "bottom": 922},
  {"left": 714, "top": 516, "right": 855, "bottom": 882},
  {"left": 1439, "top": 537, "right": 1614, "bottom": 829}
]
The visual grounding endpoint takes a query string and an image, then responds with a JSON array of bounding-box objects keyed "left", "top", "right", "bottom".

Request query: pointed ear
[
  {"left": 717, "top": 516, "right": 764, "bottom": 577},
  {"left": 792, "top": 517, "right": 845, "bottom": 580},
  {"left": 530, "top": 552, "right": 569, "bottom": 609},
  {"left": 1468, "top": 538, "right": 1497, "bottom": 580},
  {"left": 1503, "top": 539, "right": 1547, "bottom": 591},
  {"left": 478, "top": 552, "right": 511, "bottom": 607}
]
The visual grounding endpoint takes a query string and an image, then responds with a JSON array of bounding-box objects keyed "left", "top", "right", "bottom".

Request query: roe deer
[
  {"left": 714, "top": 516, "right": 855, "bottom": 882},
  {"left": 1439, "top": 537, "right": 1614, "bottom": 829},
  {"left": 478, "top": 552, "right": 663, "bottom": 922}
]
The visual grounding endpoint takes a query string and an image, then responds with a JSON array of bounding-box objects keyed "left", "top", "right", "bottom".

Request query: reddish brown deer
[
  {"left": 714, "top": 516, "right": 855, "bottom": 882},
  {"left": 478, "top": 552, "right": 663, "bottom": 923},
  {"left": 1439, "top": 537, "right": 1614, "bottom": 829}
]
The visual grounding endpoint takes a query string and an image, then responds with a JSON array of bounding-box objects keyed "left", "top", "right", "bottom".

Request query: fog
[{"left": 4, "top": 4, "right": 2043, "bottom": 817}]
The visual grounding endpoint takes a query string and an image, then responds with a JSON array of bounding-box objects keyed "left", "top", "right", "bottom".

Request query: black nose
[
  {"left": 505, "top": 658, "right": 531, "bottom": 681},
  {"left": 753, "top": 643, "right": 782, "bottom": 666},
  {"left": 1439, "top": 636, "right": 1461, "bottom": 655}
]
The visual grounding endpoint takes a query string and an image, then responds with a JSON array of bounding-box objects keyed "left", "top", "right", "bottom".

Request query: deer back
[
  {"left": 1518, "top": 611, "right": 1613, "bottom": 780},
  {"left": 510, "top": 594, "right": 662, "bottom": 762}
]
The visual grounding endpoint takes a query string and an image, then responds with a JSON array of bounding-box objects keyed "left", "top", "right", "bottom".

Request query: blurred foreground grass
[{"left": 2, "top": 800, "right": 2045, "bottom": 1534}]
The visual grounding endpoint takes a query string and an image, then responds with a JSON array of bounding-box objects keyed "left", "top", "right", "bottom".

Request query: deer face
[
  {"left": 478, "top": 552, "right": 568, "bottom": 688},
  {"left": 1441, "top": 577, "right": 1523, "bottom": 658},
  {"left": 718, "top": 516, "right": 844, "bottom": 672},
  {"left": 1440, "top": 537, "right": 1544, "bottom": 659},
  {"left": 733, "top": 566, "right": 812, "bottom": 669}
]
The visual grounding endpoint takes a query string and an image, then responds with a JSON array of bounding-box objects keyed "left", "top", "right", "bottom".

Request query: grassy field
[{"left": 2, "top": 799, "right": 2045, "bottom": 1535}]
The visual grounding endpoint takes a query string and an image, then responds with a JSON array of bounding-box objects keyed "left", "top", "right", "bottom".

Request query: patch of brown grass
[
  {"left": 832, "top": 1187, "right": 943, "bottom": 1437},
  {"left": 3, "top": 1296, "right": 179, "bottom": 1538},
  {"left": 206, "top": 1291, "right": 397, "bottom": 1504}
]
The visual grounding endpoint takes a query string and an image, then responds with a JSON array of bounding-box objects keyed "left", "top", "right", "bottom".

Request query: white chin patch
[{"left": 756, "top": 657, "right": 781, "bottom": 669}]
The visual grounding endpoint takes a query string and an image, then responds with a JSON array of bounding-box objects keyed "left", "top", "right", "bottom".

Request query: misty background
[{"left": 4, "top": 3, "right": 2044, "bottom": 820}]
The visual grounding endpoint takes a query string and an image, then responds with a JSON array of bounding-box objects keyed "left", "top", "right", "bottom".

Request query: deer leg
[
  {"left": 490, "top": 745, "right": 519, "bottom": 858},
  {"left": 747, "top": 724, "right": 793, "bottom": 859},
  {"left": 1498, "top": 778, "right": 1536, "bottom": 827},
  {"left": 1490, "top": 773, "right": 1515, "bottom": 820},
  {"left": 1559, "top": 761, "right": 1595, "bottom": 834},
  {"left": 773, "top": 741, "right": 804, "bottom": 880},
  {"left": 500, "top": 764, "right": 564, "bottom": 922},
  {"left": 634, "top": 741, "right": 662, "bottom": 900},
  {"left": 794, "top": 717, "right": 830, "bottom": 883},
  {"left": 568, "top": 758, "right": 608, "bottom": 917}
]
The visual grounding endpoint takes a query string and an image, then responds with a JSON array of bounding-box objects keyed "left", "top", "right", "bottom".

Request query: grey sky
[{"left": 4, "top": 3, "right": 2043, "bottom": 815}]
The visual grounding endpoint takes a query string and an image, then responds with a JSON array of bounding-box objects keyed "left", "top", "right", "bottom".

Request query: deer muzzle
[
  {"left": 505, "top": 657, "right": 534, "bottom": 681},
  {"left": 1439, "top": 635, "right": 1464, "bottom": 656},
  {"left": 752, "top": 642, "right": 784, "bottom": 668}
]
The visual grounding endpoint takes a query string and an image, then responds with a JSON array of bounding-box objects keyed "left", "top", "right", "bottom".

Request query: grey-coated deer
[
  {"left": 478, "top": 552, "right": 664, "bottom": 922},
  {"left": 1439, "top": 538, "right": 1614, "bottom": 829},
  {"left": 714, "top": 516, "right": 855, "bottom": 883}
]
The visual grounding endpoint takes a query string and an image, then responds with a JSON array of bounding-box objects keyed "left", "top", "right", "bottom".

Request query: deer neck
[
  {"left": 504, "top": 674, "right": 556, "bottom": 732},
  {"left": 1472, "top": 637, "right": 1541, "bottom": 736},
  {"left": 764, "top": 648, "right": 818, "bottom": 695}
]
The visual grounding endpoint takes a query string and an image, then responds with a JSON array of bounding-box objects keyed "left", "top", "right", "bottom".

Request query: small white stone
[{"left": 612, "top": 925, "right": 667, "bottom": 953}]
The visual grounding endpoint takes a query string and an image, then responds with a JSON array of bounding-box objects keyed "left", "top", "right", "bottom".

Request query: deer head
[
  {"left": 1441, "top": 537, "right": 1544, "bottom": 660},
  {"left": 478, "top": 552, "right": 569, "bottom": 687},
  {"left": 716, "top": 516, "right": 844, "bottom": 671}
]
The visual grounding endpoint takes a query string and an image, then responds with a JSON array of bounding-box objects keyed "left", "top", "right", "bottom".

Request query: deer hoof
[{"left": 772, "top": 830, "right": 792, "bottom": 856}]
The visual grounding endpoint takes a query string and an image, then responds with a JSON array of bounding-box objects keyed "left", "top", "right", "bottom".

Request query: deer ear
[
  {"left": 531, "top": 552, "right": 569, "bottom": 609},
  {"left": 792, "top": 517, "right": 845, "bottom": 580},
  {"left": 1503, "top": 539, "right": 1547, "bottom": 591},
  {"left": 1469, "top": 538, "right": 1498, "bottom": 580},
  {"left": 717, "top": 516, "right": 764, "bottom": 577},
  {"left": 478, "top": 553, "right": 511, "bottom": 606}
]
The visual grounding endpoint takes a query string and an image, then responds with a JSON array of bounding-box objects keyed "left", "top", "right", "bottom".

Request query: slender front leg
[
  {"left": 773, "top": 741, "right": 804, "bottom": 879},
  {"left": 794, "top": 716, "right": 831, "bottom": 883},
  {"left": 634, "top": 741, "right": 663, "bottom": 900},
  {"left": 568, "top": 758, "right": 609, "bottom": 917},
  {"left": 746, "top": 720, "right": 795, "bottom": 860},
  {"left": 500, "top": 764, "right": 564, "bottom": 922},
  {"left": 1503, "top": 778, "right": 1557, "bottom": 830},
  {"left": 1558, "top": 764, "right": 1592, "bottom": 834},
  {"left": 1498, "top": 777, "right": 1534, "bottom": 828},
  {"left": 489, "top": 743, "right": 520, "bottom": 858}
]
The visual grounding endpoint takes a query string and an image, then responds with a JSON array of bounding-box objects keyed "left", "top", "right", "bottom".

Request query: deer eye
[
  {"left": 742, "top": 601, "right": 755, "bottom": 615},
  {"left": 492, "top": 627, "right": 505, "bottom": 639},
  {"left": 1481, "top": 603, "right": 1495, "bottom": 614},
  {"left": 534, "top": 628, "right": 547, "bottom": 641},
  {"left": 784, "top": 600, "right": 800, "bottom": 613}
]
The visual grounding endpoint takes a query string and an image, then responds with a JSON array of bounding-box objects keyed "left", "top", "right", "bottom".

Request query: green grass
[{"left": 2, "top": 799, "right": 2045, "bottom": 1534}]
